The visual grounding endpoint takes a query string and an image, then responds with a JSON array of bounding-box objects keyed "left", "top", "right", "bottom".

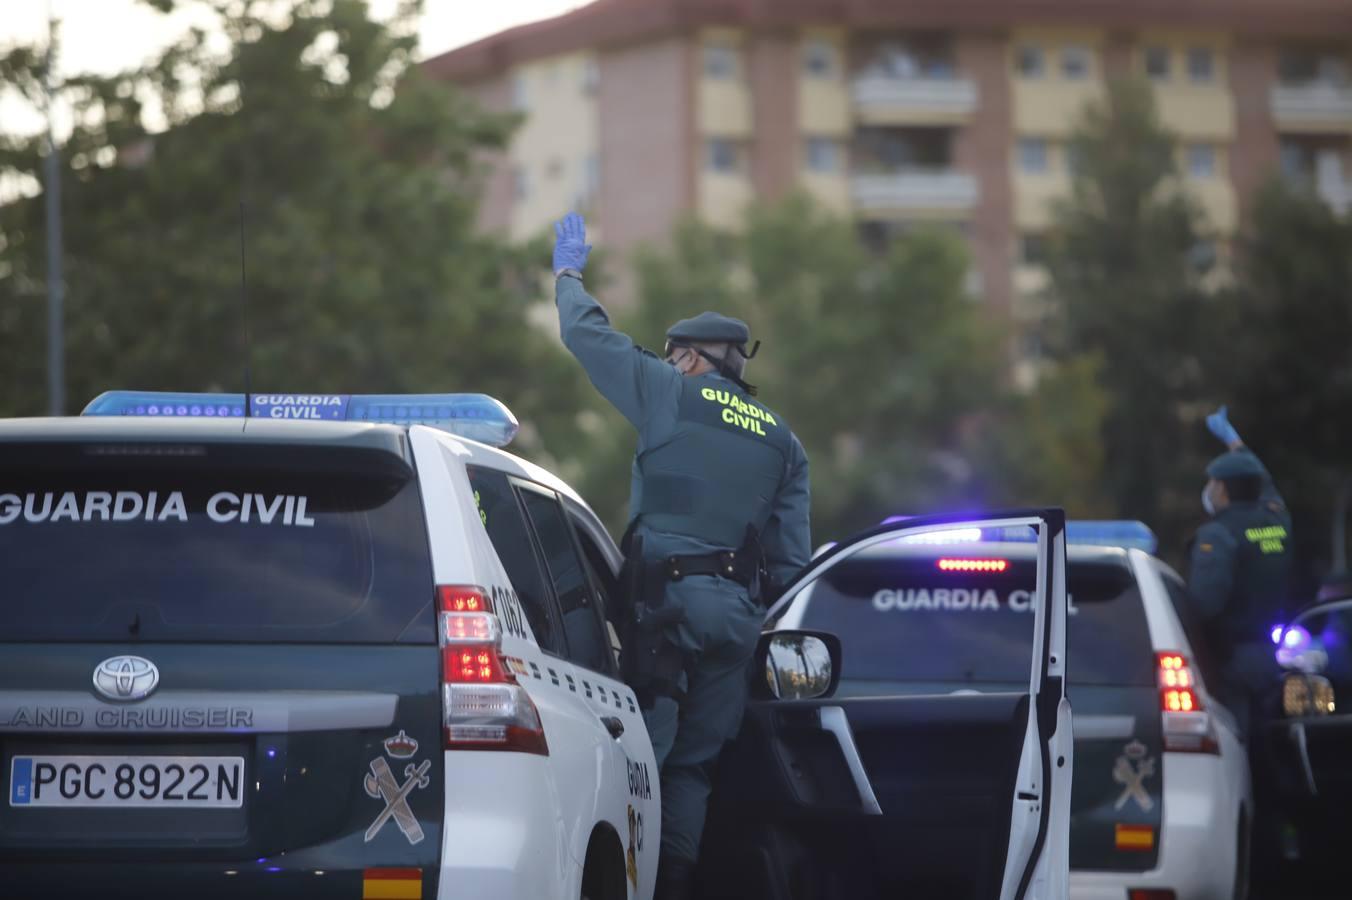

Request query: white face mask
[{"left": 1202, "top": 484, "right": 1217, "bottom": 517}]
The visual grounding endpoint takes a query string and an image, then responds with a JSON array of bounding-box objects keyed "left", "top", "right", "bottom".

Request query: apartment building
[{"left": 426, "top": 0, "right": 1352, "bottom": 367}]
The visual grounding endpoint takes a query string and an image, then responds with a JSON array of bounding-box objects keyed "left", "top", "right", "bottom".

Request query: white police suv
[
  {"left": 0, "top": 393, "right": 1075, "bottom": 900},
  {"left": 769, "top": 520, "right": 1251, "bottom": 900},
  {"left": 0, "top": 391, "right": 658, "bottom": 900}
]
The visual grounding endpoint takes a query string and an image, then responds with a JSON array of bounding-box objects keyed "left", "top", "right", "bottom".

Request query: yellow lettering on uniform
[
  {"left": 763, "top": 411, "right": 777, "bottom": 427},
  {"left": 701, "top": 388, "right": 716, "bottom": 401},
  {"left": 715, "top": 391, "right": 730, "bottom": 404},
  {"left": 721, "top": 408, "right": 737, "bottom": 426},
  {"left": 753, "top": 419, "right": 766, "bottom": 436}
]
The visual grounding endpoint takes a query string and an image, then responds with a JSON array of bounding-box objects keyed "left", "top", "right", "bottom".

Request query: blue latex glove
[
  {"left": 1206, "top": 405, "right": 1242, "bottom": 447},
  {"left": 553, "top": 212, "right": 592, "bottom": 275}
]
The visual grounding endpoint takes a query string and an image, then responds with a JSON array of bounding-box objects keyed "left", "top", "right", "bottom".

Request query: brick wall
[{"left": 955, "top": 30, "right": 1015, "bottom": 318}]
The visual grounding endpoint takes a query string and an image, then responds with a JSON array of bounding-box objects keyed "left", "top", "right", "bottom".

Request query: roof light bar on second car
[
  {"left": 880, "top": 516, "right": 1157, "bottom": 553},
  {"left": 986, "top": 520, "right": 1159, "bottom": 554},
  {"left": 82, "top": 391, "right": 519, "bottom": 447}
]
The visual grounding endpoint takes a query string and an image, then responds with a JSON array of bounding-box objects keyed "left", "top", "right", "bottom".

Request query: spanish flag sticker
[
  {"left": 363, "top": 868, "right": 423, "bottom": 900},
  {"left": 1115, "top": 823, "right": 1155, "bottom": 851}
]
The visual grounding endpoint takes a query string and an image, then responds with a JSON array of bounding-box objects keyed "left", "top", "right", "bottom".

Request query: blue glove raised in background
[
  {"left": 1206, "top": 404, "right": 1242, "bottom": 448},
  {"left": 553, "top": 212, "right": 592, "bottom": 275}
]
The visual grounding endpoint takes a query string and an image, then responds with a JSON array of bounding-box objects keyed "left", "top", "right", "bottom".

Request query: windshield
[
  {"left": 798, "top": 551, "right": 1155, "bottom": 687},
  {"left": 0, "top": 443, "right": 434, "bottom": 643}
]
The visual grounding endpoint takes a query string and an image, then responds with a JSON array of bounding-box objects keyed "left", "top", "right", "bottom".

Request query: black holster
[
  {"left": 619, "top": 534, "right": 688, "bottom": 710},
  {"left": 618, "top": 526, "right": 770, "bottom": 709}
]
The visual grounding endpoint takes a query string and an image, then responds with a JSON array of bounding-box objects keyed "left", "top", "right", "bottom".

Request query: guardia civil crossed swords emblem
[
  {"left": 1112, "top": 739, "right": 1156, "bottom": 812},
  {"left": 364, "top": 729, "right": 431, "bottom": 845}
]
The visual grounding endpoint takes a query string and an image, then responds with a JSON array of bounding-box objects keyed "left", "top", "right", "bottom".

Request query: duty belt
[{"left": 662, "top": 549, "right": 756, "bottom": 587}]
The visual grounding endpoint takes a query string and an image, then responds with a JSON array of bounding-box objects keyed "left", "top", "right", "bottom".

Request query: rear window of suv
[
  {"left": 799, "top": 551, "right": 1155, "bottom": 687},
  {"left": 0, "top": 442, "right": 434, "bottom": 643}
]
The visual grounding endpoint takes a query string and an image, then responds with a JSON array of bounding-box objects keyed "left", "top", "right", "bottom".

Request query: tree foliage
[
  {"left": 1043, "top": 77, "right": 1214, "bottom": 560},
  {"left": 0, "top": 0, "right": 589, "bottom": 463},
  {"left": 1208, "top": 181, "right": 1352, "bottom": 582}
]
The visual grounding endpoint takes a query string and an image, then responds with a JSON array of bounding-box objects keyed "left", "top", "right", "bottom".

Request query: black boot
[{"left": 654, "top": 855, "right": 696, "bottom": 900}]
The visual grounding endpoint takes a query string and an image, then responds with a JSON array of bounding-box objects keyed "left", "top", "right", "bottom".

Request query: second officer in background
[{"left": 1190, "top": 404, "right": 1294, "bottom": 737}]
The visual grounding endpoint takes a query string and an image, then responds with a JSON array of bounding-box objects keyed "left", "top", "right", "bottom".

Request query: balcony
[
  {"left": 852, "top": 76, "right": 978, "bottom": 126},
  {"left": 851, "top": 170, "right": 978, "bottom": 216},
  {"left": 1271, "top": 83, "right": 1352, "bottom": 133}
]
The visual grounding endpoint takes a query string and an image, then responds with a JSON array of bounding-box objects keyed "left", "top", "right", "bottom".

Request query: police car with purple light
[
  {"left": 0, "top": 390, "right": 1074, "bottom": 900},
  {"left": 770, "top": 520, "right": 1252, "bottom": 900}
]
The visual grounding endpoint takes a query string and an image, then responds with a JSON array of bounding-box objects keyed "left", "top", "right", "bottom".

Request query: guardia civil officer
[
  {"left": 1189, "top": 405, "right": 1293, "bottom": 739},
  {"left": 552, "top": 212, "right": 811, "bottom": 900}
]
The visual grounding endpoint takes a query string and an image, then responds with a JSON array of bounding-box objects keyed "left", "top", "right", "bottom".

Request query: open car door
[{"left": 696, "top": 511, "right": 1072, "bottom": 900}]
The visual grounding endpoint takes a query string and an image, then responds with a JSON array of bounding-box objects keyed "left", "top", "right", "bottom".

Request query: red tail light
[
  {"left": 1128, "top": 890, "right": 1176, "bottom": 900},
  {"left": 438, "top": 585, "right": 489, "bottom": 613},
  {"left": 1157, "top": 652, "right": 1218, "bottom": 754},
  {"left": 437, "top": 586, "right": 548, "bottom": 756}
]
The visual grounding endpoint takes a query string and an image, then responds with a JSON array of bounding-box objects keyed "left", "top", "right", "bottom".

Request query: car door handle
[{"left": 600, "top": 716, "right": 624, "bottom": 739}]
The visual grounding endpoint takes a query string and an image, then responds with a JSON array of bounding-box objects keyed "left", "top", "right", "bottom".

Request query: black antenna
[{"left": 238, "top": 198, "right": 253, "bottom": 418}]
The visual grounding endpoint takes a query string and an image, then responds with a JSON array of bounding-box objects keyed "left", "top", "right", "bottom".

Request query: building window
[
  {"left": 1280, "top": 140, "right": 1310, "bottom": 179},
  {"left": 1144, "top": 46, "right": 1171, "bottom": 81},
  {"left": 1187, "top": 47, "right": 1215, "bottom": 83},
  {"left": 513, "top": 166, "right": 529, "bottom": 202},
  {"left": 1061, "top": 46, "right": 1092, "bottom": 80},
  {"left": 1187, "top": 144, "right": 1217, "bottom": 178},
  {"left": 1016, "top": 45, "right": 1045, "bottom": 78},
  {"left": 703, "top": 42, "right": 740, "bottom": 80},
  {"left": 706, "top": 138, "right": 742, "bottom": 174},
  {"left": 804, "top": 137, "right": 839, "bottom": 173},
  {"left": 1019, "top": 233, "right": 1050, "bottom": 267},
  {"left": 803, "top": 39, "right": 838, "bottom": 78},
  {"left": 581, "top": 57, "right": 599, "bottom": 95},
  {"left": 1279, "top": 50, "right": 1351, "bottom": 87},
  {"left": 511, "top": 74, "right": 528, "bottom": 111},
  {"left": 1017, "top": 138, "right": 1049, "bottom": 173},
  {"left": 1188, "top": 239, "right": 1218, "bottom": 274}
]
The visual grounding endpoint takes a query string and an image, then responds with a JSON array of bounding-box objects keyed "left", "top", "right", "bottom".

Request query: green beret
[
  {"left": 665, "top": 312, "right": 751, "bottom": 346},
  {"left": 1206, "top": 451, "right": 1265, "bottom": 481}
]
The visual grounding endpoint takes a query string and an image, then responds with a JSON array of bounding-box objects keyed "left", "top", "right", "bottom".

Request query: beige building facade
[{"left": 427, "top": 0, "right": 1352, "bottom": 375}]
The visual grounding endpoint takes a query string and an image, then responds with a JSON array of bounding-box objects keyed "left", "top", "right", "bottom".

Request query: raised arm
[{"left": 553, "top": 213, "right": 677, "bottom": 431}]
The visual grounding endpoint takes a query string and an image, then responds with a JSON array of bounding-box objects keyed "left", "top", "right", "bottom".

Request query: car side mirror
[{"left": 754, "top": 630, "right": 842, "bottom": 701}]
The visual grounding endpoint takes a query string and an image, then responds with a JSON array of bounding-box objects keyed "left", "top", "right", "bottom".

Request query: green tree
[
  {"left": 970, "top": 353, "right": 1113, "bottom": 516},
  {"left": 1208, "top": 180, "right": 1352, "bottom": 584},
  {"left": 0, "top": 0, "right": 588, "bottom": 464},
  {"left": 1042, "top": 77, "right": 1214, "bottom": 556}
]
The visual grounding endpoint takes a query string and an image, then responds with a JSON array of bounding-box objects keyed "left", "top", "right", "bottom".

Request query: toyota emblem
[{"left": 92, "top": 656, "right": 160, "bottom": 702}]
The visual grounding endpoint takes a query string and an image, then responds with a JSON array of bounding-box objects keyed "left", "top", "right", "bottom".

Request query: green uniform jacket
[
  {"left": 1188, "top": 448, "right": 1294, "bottom": 654},
  {"left": 556, "top": 276, "right": 811, "bottom": 585}
]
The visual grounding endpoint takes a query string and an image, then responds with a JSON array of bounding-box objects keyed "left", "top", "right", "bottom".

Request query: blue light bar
[
  {"left": 988, "top": 520, "right": 1158, "bottom": 554},
  {"left": 81, "top": 391, "right": 519, "bottom": 447},
  {"left": 879, "top": 515, "right": 1158, "bottom": 554},
  {"left": 82, "top": 392, "right": 248, "bottom": 419}
]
